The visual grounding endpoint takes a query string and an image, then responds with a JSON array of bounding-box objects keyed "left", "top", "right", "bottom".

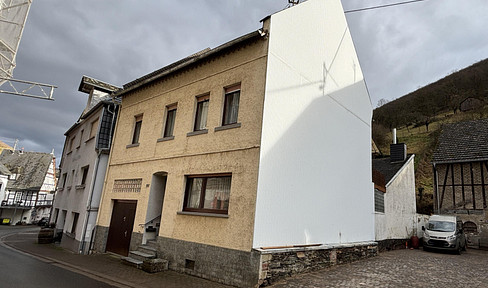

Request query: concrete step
[
  {"left": 142, "top": 258, "right": 169, "bottom": 273},
  {"left": 138, "top": 244, "right": 157, "bottom": 256},
  {"left": 146, "top": 239, "right": 158, "bottom": 248},
  {"left": 121, "top": 257, "right": 143, "bottom": 269},
  {"left": 129, "top": 250, "right": 156, "bottom": 261}
]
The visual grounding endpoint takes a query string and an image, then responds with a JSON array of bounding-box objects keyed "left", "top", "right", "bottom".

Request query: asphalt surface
[{"left": 0, "top": 226, "right": 115, "bottom": 288}]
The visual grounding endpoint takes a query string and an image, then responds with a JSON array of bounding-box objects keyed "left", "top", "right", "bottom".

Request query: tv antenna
[
  {"left": 0, "top": 0, "right": 56, "bottom": 100},
  {"left": 288, "top": 0, "right": 300, "bottom": 6}
]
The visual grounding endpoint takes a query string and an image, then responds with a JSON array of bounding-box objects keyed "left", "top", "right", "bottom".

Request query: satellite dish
[{"left": 0, "top": 0, "right": 56, "bottom": 100}]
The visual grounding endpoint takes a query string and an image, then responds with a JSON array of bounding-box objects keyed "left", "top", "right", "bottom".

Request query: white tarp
[{"left": 0, "top": 0, "right": 32, "bottom": 86}]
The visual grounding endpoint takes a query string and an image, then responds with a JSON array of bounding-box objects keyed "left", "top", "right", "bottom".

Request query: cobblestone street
[{"left": 271, "top": 248, "right": 488, "bottom": 288}]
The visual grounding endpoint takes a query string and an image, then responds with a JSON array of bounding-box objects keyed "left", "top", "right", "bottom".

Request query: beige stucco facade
[{"left": 96, "top": 31, "right": 269, "bottom": 252}]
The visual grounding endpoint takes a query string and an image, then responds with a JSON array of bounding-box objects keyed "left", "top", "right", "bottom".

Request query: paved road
[
  {"left": 270, "top": 248, "right": 488, "bottom": 288},
  {"left": 0, "top": 226, "right": 116, "bottom": 288}
]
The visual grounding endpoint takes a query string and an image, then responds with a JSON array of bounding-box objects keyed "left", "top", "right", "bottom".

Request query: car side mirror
[{"left": 422, "top": 226, "right": 425, "bottom": 231}]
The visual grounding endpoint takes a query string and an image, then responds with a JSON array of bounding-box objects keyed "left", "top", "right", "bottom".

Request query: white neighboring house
[
  {"left": 373, "top": 144, "right": 417, "bottom": 250},
  {"left": 53, "top": 76, "right": 119, "bottom": 254},
  {"left": 0, "top": 150, "right": 56, "bottom": 225}
]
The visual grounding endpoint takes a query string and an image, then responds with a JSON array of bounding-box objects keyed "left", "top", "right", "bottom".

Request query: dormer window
[{"left": 9, "top": 173, "right": 17, "bottom": 180}]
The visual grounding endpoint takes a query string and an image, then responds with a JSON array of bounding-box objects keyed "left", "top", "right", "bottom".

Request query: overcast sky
[{"left": 1, "top": 0, "right": 487, "bottom": 163}]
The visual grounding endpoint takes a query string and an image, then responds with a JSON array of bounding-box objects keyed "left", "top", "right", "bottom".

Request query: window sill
[
  {"left": 65, "top": 232, "right": 75, "bottom": 238},
  {"left": 186, "top": 129, "right": 208, "bottom": 137},
  {"left": 66, "top": 186, "right": 72, "bottom": 191},
  {"left": 157, "top": 136, "right": 174, "bottom": 142},
  {"left": 67, "top": 151, "right": 72, "bottom": 155},
  {"left": 214, "top": 123, "right": 241, "bottom": 132},
  {"left": 126, "top": 143, "right": 140, "bottom": 148},
  {"left": 75, "top": 184, "right": 85, "bottom": 190},
  {"left": 76, "top": 146, "right": 80, "bottom": 149},
  {"left": 177, "top": 211, "right": 229, "bottom": 218},
  {"left": 58, "top": 188, "right": 64, "bottom": 192},
  {"left": 85, "top": 136, "right": 95, "bottom": 143}
]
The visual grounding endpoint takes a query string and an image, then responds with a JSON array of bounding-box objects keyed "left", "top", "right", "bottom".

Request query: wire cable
[{"left": 345, "top": 0, "right": 430, "bottom": 14}]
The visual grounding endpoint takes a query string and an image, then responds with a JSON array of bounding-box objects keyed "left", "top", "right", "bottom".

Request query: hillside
[
  {"left": 372, "top": 58, "right": 488, "bottom": 214},
  {"left": 374, "top": 58, "right": 488, "bottom": 130}
]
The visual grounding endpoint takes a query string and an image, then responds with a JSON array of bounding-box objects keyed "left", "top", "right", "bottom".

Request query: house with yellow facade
[{"left": 94, "top": 0, "right": 375, "bottom": 286}]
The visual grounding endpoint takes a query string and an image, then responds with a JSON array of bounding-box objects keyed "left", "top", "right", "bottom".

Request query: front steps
[{"left": 122, "top": 242, "right": 168, "bottom": 273}]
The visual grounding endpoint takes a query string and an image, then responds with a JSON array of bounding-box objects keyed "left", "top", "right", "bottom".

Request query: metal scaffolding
[{"left": 0, "top": 0, "right": 56, "bottom": 100}]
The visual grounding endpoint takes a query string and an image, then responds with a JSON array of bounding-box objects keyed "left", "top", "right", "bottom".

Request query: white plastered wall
[
  {"left": 253, "top": 0, "right": 374, "bottom": 248},
  {"left": 375, "top": 156, "right": 417, "bottom": 240}
]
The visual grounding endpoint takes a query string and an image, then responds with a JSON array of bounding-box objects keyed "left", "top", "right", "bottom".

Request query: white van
[{"left": 422, "top": 215, "right": 467, "bottom": 254}]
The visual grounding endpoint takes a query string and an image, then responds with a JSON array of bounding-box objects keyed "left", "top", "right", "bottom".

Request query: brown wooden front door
[{"left": 106, "top": 200, "right": 137, "bottom": 256}]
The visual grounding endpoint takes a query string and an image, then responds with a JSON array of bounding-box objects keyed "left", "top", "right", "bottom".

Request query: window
[
  {"left": 132, "top": 115, "right": 143, "bottom": 144},
  {"left": 194, "top": 95, "right": 209, "bottom": 131},
  {"left": 70, "top": 170, "right": 75, "bottom": 187},
  {"left": 90, "top": 118, "right": 99, "bottom": 139},
  {"left": 374, "top": 189, "right": 385, "bottom": 213},
  {"left": 80, "top": 166, "right": 89, "bottom": 185},
  {"left": 163, "top": 104, "right": 177, "bottom": 138},
  {"left": 61, "top": 173, "right": 67, "bottom": 188},
  {"left": 71, "top": 212, "right": 79, "bottom": 234},
  {"left": 222, "top": 84, "right": 240, "bottom": 126},
  {"left": 77, "top": 129, "right": 84, "bottom": 148},
  {"left": 183, "top": 174, "right": 231, "bottom": 214},
  {"left": 69, "top": 136, "right": 76, "bottom": 151}
]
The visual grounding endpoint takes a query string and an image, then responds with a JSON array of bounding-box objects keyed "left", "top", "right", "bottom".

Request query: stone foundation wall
[
  {"left": 257, "top": 242, "right": 378, "bottom": 286},
  {"left": 154, "top": 236, "right": 260, "bottom": 288},
  {"left": 93, "top": 225, "right": 109, "bottom": 253}
]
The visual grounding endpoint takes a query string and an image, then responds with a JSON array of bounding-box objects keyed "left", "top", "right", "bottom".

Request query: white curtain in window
[
  {"left": 187, "top": 178, "right": 203, "bottom": 208},
  {"left": 204, "top": 177, "right": 231, "bottom": 210}
]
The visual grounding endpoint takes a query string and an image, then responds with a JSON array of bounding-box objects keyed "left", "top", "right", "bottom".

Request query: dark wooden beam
[
  {"left": 440, "top": 164, "right": 450, "bottom": 209},
  {"left": 470, "top": 162, "right": 476, "bottom": 209},
  {"left": 481, "top": 162, "right": 487, "bottom": 208},
  {"left": 461, "top": 163, "right": 465, "bottom": 209},
  {"left": 451, "top": 163, "right": 456, "bottom": 208},
  {"left": 433, "top": 165, "right": 439, "bottom": 212}
]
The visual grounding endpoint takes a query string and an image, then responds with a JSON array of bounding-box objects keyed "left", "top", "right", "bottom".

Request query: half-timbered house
[{"left": 432, "top": 118, "right": 488, "bottom": 248}]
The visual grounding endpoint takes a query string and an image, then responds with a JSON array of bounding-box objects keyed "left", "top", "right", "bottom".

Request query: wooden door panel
[{"left": 106, "top": 200, "right": 137, "bottom": 256}]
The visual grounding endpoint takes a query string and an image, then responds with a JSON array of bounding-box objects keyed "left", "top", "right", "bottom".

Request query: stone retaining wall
[{"left": 257, "top": 242, "right": 378, "bottom": 286}]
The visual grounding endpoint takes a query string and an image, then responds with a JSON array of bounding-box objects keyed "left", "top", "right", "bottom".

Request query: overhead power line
[{"left": 344, "top": 0, "right": 430, "bottom": 14}]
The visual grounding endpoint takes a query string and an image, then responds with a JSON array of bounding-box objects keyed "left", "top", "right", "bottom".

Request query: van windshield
[{"left": 427, "top": 221, "right": 455, "bottom": 232}]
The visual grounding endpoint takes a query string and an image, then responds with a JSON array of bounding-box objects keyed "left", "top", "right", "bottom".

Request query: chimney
[{"left": 390, "top": 128, "right": 406, "bottom": 162}]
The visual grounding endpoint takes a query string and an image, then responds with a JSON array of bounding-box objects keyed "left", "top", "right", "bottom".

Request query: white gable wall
[
  {"left": 375, "top": 156, "right": 417, "bottom": 240},
  {"left": 253, "top": 0, "right": 374, "bottom": 248}
]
